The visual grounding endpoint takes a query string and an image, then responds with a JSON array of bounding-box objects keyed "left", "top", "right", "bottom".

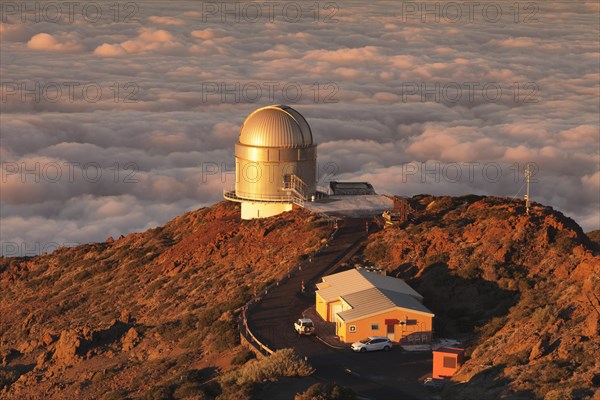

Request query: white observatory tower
[{"left": 224, "top": 105, "right": 317, "bottom": 219}]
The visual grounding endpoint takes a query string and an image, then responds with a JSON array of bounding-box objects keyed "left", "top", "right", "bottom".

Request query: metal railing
[
  {"left": 238, "top": 221, "right": 340, "bottom": 357},
  {"left": 223, "top": 188, "right": 304, "bottom": 207},
  {"left": 282, "top": 174, "right": 307, "bottom": 199}
]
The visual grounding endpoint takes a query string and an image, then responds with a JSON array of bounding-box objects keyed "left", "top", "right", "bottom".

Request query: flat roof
[
  {"left": 433, "top": 347, "right": 465, "bottom": 355},
  {"left": 331, "top": 182, "right": 372, "bottom": 189}
]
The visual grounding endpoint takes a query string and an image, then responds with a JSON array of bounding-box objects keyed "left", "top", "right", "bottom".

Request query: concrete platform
[{"left": 303, "top": 195, "right": 394, "bottom": 217}]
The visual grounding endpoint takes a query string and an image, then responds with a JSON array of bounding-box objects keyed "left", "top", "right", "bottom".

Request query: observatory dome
[
  {"left": 225, "top": 104, "right": 317, "bottom": 220},
  {"left": 239, "top": 105, "right": 313, "bottom": 148}
]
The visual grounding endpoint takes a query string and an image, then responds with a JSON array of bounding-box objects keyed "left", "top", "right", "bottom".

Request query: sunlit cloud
[{"left": 1, "top": 1, "right": 598, "bottom": 255}]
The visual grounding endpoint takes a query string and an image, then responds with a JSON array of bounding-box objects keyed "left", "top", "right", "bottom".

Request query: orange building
[
  {"left": 315, "top": 269, "right": 434, "bottom": 344},
  {"left": 432, "top": 347, "right": 465, "bottom": 379}
]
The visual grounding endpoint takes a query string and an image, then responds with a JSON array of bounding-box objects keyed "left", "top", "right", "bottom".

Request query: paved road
[
  {"left": 246, "top": 218, "right": 434, "bottom": 399},
  {"left": 247, "top": 218, "right": 367, "bottom": 350}
]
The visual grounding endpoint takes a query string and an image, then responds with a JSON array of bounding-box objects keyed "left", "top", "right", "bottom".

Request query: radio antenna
[{"left": 524, "top": 164, "right": 532, "bottom": 214}]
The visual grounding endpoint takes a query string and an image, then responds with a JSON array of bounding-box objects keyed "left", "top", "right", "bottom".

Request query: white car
[
  {"left": 294, "top": 318, "right": 315, "bottom": 335},
  {"left": 351, "top": 336, "right": 392, "bottom": 352}
]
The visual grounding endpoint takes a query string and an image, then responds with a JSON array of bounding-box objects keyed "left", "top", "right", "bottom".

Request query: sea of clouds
[{"left": 1, "top": 1, "right": 599, "bottom": 255}]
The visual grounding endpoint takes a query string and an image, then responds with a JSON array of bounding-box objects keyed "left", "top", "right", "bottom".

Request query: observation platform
[{"left": 303, "top": 195, "right": 394, "bottom": 217}]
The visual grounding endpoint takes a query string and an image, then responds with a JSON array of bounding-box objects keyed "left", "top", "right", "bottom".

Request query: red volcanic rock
[
  {"left": 122, "top": 328, "right": 140, "bottom": 351},
  {"left": 0, "top": 201, "right": 332, "bottom": 399},
  {"left": 360, "top": 195, "right": 599, "bottom": 399},
  {"left": 42, "top": 333, "right": 55, "bottom": 346},
  {"left": 53, "top": 330, "right": 83, "bottom": 366}
]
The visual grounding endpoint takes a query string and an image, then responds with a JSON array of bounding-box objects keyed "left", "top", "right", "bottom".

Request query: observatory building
[{"left": 224, "top": 105, "right": 317, "bottom": 219}]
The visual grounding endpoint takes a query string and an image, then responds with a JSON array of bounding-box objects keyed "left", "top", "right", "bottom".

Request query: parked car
[
  {"left": 351, "top": 336, "right": 392, "bottom": 352},
  {"left": 294, "top": 318, "right": 315, "bottom": 335}
]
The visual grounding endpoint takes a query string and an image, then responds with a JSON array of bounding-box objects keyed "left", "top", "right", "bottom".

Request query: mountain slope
[
  {"left": 0, "top": 201, "right": 332, "bottom": 399},
  {"left": 360, "top": 195, "right": 599, "bottom": 399},
  {"left": 1, "top": 196, "right": 598, "bottom": 400}
]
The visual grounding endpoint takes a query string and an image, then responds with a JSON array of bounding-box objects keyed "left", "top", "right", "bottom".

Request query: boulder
[
  {"left": 122, "top": 327, "right": 140, "bottom": 351},
  {"left": 53, "top": 330, "right": 83, "bottom": 366},
  {"left": 528, "top": 337, "right": 548, "bottom": 361},
  {"left": 42, "top": 333, "right": 56, "bottom": 346}
]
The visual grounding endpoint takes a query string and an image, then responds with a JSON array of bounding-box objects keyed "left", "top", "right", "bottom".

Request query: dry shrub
[
  {"left": 220, "top": 348, "right": 314, "bottom": 387},
  {"left": 295, "top": 383, "right": 356, "bottom": 400}
]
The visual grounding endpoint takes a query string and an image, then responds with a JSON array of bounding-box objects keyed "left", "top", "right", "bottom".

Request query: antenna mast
[{"left": 524, "top": 164, "right": 532, "bottom": 214}]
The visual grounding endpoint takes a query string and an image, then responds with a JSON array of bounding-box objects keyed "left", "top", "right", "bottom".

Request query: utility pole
[{"left": 524, "top": 164, "right": 532, "bottom": 215}]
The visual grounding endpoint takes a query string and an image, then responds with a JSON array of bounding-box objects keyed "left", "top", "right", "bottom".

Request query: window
[
  {"left": 371, "top": 323, "right": 379, "bottom": 330},
  {"left": 349, "top": 325, "right": 356, "bottom": 333},
  {"left": 443, "top": 356, "right": 457, "bottom": 369}
]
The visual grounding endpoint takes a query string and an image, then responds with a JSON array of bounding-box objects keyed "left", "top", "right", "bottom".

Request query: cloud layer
[{"left": 1, "top": 1, "right": 599, "bottom": 255}]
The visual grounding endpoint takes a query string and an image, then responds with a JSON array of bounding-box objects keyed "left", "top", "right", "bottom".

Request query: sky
[{"left": 1, "top": 1, "right": 599, "bottom": 256}]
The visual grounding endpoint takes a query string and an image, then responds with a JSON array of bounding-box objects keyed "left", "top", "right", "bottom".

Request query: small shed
[
  {"left": 329, "top": 181, "right": 376, "bottom": 196},
  {"left": 432, "top": 347, "right": 464, "bottom": 379}
]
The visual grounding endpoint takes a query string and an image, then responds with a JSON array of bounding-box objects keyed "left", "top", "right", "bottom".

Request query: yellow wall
[
  {"left": 326, "top": 300, "right": 343, "bottom": 322},
  {"left": 316, "top": 293, "right": 347, "bottom": 323},
  {"left": 337, "top": 308, "right": 433, "bottom": 344},
  {"left": 316, "top": 293, "right": 327, "bottom": 320}
]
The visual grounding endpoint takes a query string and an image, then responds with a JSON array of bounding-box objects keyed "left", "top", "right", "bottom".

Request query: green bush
[
  {"left": 141, "top": 385, "right": 174, "bottom": 400},
  {"left": 0, "top": 367, "right": 20, "bottom": 390},
  {"left": 553, "top": 234, "right": 576, "bottom": 253},
  {"left": 538, "top": 360, "right": 573, "bottom": 383},
  {"left": 101, "top": 390, "right": 129, "bottom": 400},
  {"left": 197, "top": 307, "right": 221, "bottom": 328},
  {"left": 220, "top": 348, "right": 314, "bottom": 387},
  {"left": 504, "top": 349, "right": 530, "bottom": 367},
  {"left": 295, "top": 383, "right": 356, "bottom": 400},
  {"left": 173, "top": 382, "right": 207, "bottom": 399},
  {"left": 210, "top": 319, "right": 239, "bottom": 351},
  {"left": 231, "top": 349, "right": 256, "bottom": 366},
  {"left": 215, "top": 383, "right": 253, "bottom": 400},
  {"left": 157, "top": 321, "right": 183, "bottom": 342},
  {"left": 531, "top": 305, "right": 555, "bottom": 326},
  {"left": 179, "top": 331, "right": 205, "bottom": 350},
  {"left": 181, "top": 313, "right": 198, "bottom": 330},
  {"left": 364, "top": 241, "right": 387, "bottom": 264},
  {"left": 457, "top": 259, "right": 481, "bottom": 279},
  {"left": 476, "top": 316, "right": 506, "bottom": 341},
  {"left": 424, "top": 252, "right": 450, "bottom": 267}
]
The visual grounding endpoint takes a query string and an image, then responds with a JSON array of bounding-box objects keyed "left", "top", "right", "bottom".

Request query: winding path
[
  {"left": 247, "top": 218, "right": 368, "bottom": 351},
  {"left": 244, "top": 218, "right": 434, "bottom": 399}
]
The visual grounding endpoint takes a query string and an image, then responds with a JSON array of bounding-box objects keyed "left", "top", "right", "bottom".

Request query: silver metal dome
[{"left": 239, "top": 105, "right": 313, "bottom": 148}]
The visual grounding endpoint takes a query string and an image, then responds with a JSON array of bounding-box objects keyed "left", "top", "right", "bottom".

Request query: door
[
  {"left": 330, "top": 304, "right": 343, "bottom": 322},
  {"left": 386, "top": 323, "right": 395, "bottom": 341}
]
